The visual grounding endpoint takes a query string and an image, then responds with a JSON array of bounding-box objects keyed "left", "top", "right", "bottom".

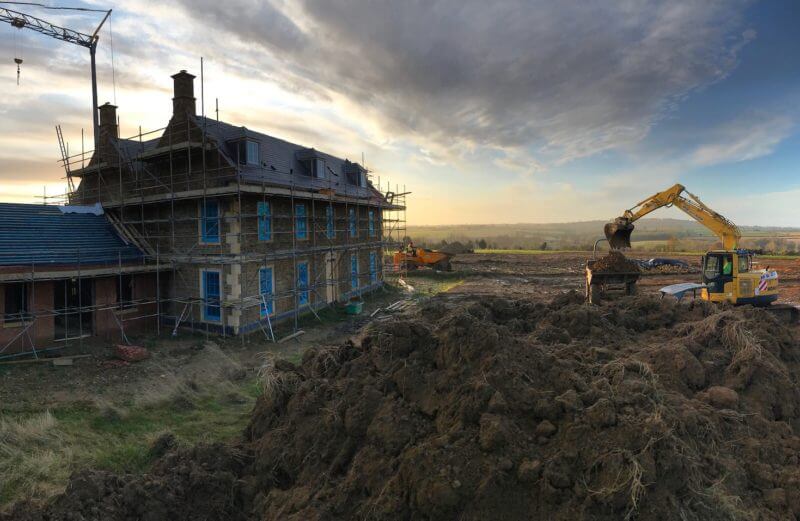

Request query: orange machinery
[{"left": 393, "top": 246, "right": 454, "bottom": 271}]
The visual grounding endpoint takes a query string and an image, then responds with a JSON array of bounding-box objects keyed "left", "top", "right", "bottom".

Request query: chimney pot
[
  {"left": 171, "top": 70, "right": 196, "bottom": 117},
  {"left": 98, "top": 102, "right": 118, "bottom": 139}
]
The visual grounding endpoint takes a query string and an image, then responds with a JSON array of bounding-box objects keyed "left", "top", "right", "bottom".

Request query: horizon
[
  {"left": 405, "top": 217, "right": 800, "bottom": 231},
  {"left": 0, "top": 1, "right": 798, "bottom": 227}
]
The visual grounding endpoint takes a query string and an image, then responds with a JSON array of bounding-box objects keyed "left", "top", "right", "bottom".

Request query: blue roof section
[{"left": 0, "top": 203, "right": 144, "bottom": 267}]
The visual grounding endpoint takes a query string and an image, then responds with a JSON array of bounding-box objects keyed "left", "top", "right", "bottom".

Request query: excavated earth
[
  {"left": 5, "top": 292, "right": 800, "bottom": 521},
  {"left": 591, "top": 251, "right": 641, "bottom": 274}
]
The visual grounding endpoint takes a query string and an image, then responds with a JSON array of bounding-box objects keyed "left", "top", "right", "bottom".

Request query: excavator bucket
[{"left": 604, "top": 220, "right": 634, "bottom": 249}]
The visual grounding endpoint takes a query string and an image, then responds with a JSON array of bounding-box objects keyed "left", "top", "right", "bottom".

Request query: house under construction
[{"left": 0, "top": 70, "right": 406, "bottom": 357}]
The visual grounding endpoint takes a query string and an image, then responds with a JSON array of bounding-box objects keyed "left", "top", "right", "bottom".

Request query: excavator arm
[{"left": 605, "top": 183, "right": 741, "bottom": 250}]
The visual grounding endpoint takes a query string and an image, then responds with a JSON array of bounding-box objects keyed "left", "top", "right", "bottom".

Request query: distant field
[
  {"left": 475, "top": 248, "right": 702, "bottom": 257},
  {"left": 409, "top": 219, "right": 800, "bottom": 254},
  {"left": 476, "top": 249, "right": 589, "bottom": 255},
  {"left": 474, "top": 249, "right": 798, "bottom": 260}
]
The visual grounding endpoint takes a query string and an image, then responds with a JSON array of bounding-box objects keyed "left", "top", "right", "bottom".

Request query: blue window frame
[
  {"left": 297, "top": 261, "right": 309, "bottom": 305},
  {"left": 326, "top": 205, "right": 335, "bottom": 239},
  {"left": 258, "top": 201, "right": 271, "bottom": 241},
  {"left": 350, "top": 253, "right": 359, "bottom": 289},
  {"left": 202, "top": 270, "right": 221, "bottom": 322},
  {"left": 349, "top": 208, "right": 357, "bottom": 238},
  {"left": 295, "top": 204, "right": 307, "bottom": 240},
  {"left": 369, "top": 251, "right": 378, "bottom": 284},
  {"left": 259, "top": 266, "right": 274, "bottom": 317},
  {"left": 201, "top": 199, "right": 220, "bottom": 244},
  {"left": 368, "top": 210, "right": 375, "bottom": 237}
]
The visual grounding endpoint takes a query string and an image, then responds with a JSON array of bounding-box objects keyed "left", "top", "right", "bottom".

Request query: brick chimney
[
  {"left": 171, "top": 70, "right": 196, "bottom": 118},
  {"left": 98, "top": 102, "right": 118, "bottom": 139}
]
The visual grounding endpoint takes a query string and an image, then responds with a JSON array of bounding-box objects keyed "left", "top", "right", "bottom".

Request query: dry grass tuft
[
  {"left": 0, "top": 411, "right": 71, "bottom": 502},
  {"left": 721, "top": 320, "right": 762, "bottom": 366},
  {"left": 585, "top": 449, "right": 647, "bottom": 520},
  {"left": 692, "top": 477, "right": 756, "bottom": 521},
  {"left": 680, "top": 310, "right": 763, "bottom": 362},
  {"left": 314, "top": 345, "right": 345, "bottom": 376},
  {"left": 257, "top": 356, "right": 301, "bottom": 403},
  {"left": 600, "top": 358, "right": 659, "bottom": 390}
]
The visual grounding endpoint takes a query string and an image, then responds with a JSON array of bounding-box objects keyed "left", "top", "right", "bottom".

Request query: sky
[{"left": 0, "top": 0, "right": 798, "bottom": 226}]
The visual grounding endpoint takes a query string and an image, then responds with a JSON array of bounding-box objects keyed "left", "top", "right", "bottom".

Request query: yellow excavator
[{"left": 605, "top": 184, "right": 780, "bottom": 307}]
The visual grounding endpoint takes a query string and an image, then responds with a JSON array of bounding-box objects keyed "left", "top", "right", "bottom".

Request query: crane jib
[{"left": 0, "top": 6, "right": 112, "bottom": 149}]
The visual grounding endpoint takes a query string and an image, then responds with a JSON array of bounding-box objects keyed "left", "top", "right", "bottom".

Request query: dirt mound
[
  {"left": 646, "top": 264, "right": 699, "bottom": 275},
  {"left": 592, "top": 250, "right": 641, "bottom": 273},
  {"left": 6, "top": 293, "right": 800, "bottom": 520},
  {"left": 3, "top": 443, "right": 250, "bottom": 521}
]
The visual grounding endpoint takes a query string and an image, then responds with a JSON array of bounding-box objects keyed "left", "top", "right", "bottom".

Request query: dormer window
[
  {"left": 235, "top": 139, "right": 260, "bottom": 166},
  {"left": 296, "top": 149, "right": 327, "bottom": 178},
  {"left": 315, "top": 158, "right": 326, "bottom": 179},
  {"left": 344, "top": 161, "right": 367, "bottom": 187}
]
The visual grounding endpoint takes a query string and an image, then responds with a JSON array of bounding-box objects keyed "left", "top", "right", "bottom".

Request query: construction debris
[
  {"left": 0, "top": 354, "right": 91, "bottom": 366},
  {"left": 277, "top": 330, "right": 305, "bottom": 344},
  {"left": 369, "top": 299, "right": 416, "bottom": 319},
  {"left": 114, "top": 345, "right": 150, "bottom": 363},
  {"left": 398, "top": 278, "right": 415, "bottom": 292},
  {"left": 7, "top": 291, "right": 800, "bottom": 520}
]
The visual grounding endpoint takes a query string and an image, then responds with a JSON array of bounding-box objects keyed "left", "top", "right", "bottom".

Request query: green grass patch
[
  {"left": 427, "top": 279, "right": 465, "bottom": 294},
  {"left": 401, "top": 273, "right": 464, "bottom": 295},
  {"left": 0, "top": 378, "right": 258, "bottom": 507}
]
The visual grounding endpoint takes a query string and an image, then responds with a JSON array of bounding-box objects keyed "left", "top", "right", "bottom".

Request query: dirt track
[{"left": 450, "top": 252, "right": 800, "bottom": 305}]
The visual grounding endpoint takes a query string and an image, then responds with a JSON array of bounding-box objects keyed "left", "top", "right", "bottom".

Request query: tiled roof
[
  {"left": 0, "top": 203, "right": 144, "bottom": 267},
  {"left": 194, "top": 117, "right": 388, "bottom": 204},
  {"left": 115, "top": 137, "right": 159, "bottom": 174}
]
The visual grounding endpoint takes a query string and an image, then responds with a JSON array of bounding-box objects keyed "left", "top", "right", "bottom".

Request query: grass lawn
[
  {"left": 0, "top": 280, "right": 451, "bottom": 509},
  {"left": 0, "top": 377, "right": 260, "bottom": 507}
]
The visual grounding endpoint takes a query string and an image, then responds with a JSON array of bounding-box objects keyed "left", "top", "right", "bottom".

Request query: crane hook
[
  {"left": 12, "top": 18, "right": 25, "bottom": 86},
  {"left": 14, "top": 57, "right": 22, "bottom": 85}
]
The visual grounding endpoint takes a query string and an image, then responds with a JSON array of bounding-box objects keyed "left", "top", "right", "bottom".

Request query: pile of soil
[
  {"left": 592, "top": 251, "right": 641, "bottom": 274},
  {"left": 646, "top": 264, "right": 698, "bottom": 275},
  {"left": 6, "top": 292, "right": 800, "bottom": 520}
]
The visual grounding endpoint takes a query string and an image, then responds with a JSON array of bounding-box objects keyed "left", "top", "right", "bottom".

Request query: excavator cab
[
  {"left": 699, "top": 250, "right": 780, "bottom": 306},
  {"left": 604, "top": 218, "right": 634, "bottom": 249},
  {"left": 702, "top": 252, "right": 734, "bottom": 294}
]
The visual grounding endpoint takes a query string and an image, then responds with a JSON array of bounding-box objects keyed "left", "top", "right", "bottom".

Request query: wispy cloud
[
  {"left": 1, "top": 0, "right": 794, "bottom": 226},
  {"left": 691, "top": 112, "right": 794, "bottom": 166},
  {"left": 172, "top": 0, "right": 753, "bottom": 166}
]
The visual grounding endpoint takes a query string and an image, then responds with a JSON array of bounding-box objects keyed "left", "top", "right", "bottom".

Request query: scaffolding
[{"left": 0, "top": 110, "right": 407, "bottom": 358}]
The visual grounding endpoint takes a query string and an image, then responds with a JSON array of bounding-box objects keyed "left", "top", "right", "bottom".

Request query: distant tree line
[{"left": 408, "top": 233, "right": 800, "bottom": 255}]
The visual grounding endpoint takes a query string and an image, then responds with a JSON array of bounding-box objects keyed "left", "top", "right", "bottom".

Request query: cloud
[
  {"left": 712, "top": 187, "right": 800, "bottom": 227},
  {"left": 0, "top": 157, "right": 61, "bottom": 179},
  {"left": 172, "top": 0, "right": 753, "bottom": 166},
  {"left": 691, "top": 112, "right": 794, "bottom": 166}
]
